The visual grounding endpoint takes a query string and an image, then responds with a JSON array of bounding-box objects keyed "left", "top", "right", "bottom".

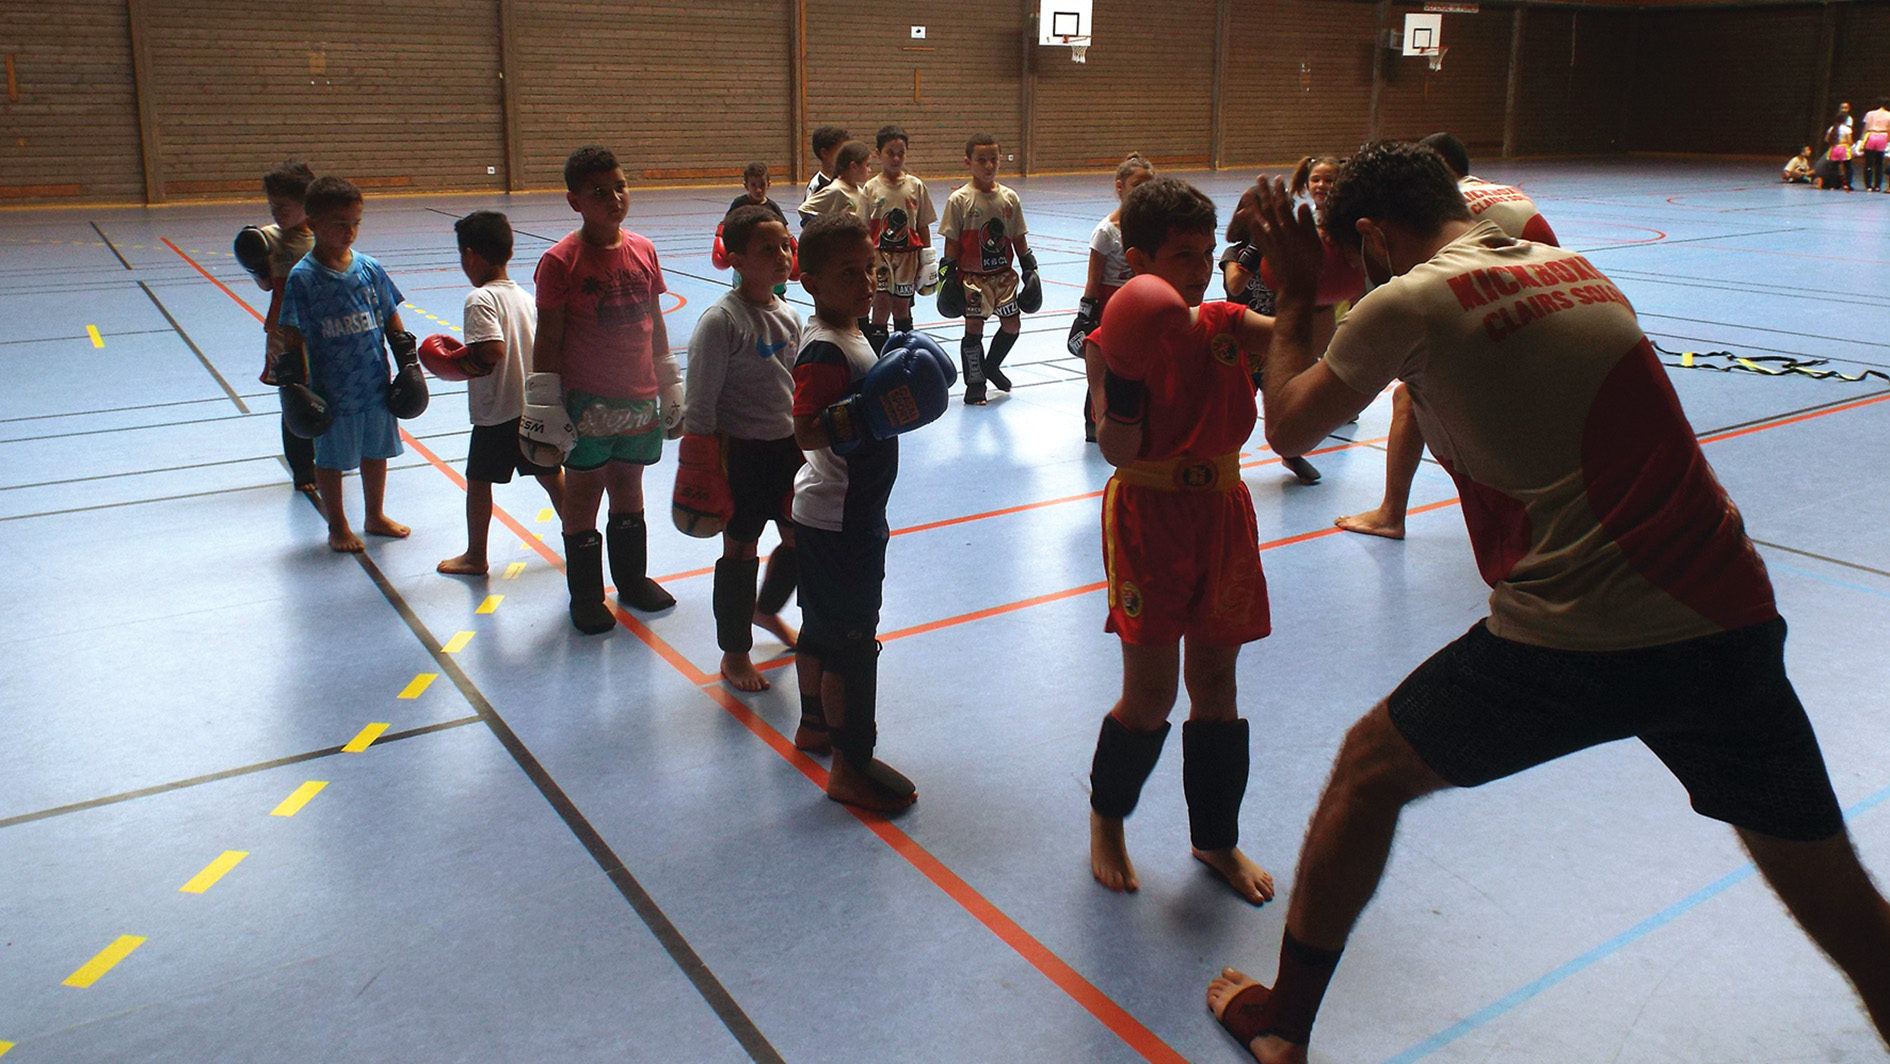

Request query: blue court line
[
  {"left": 1769, "top": 561, "right": 1890, "bottom": 602},
  {"left": 1379, "top": 780, "right": 1890, "bottom": 1064}
]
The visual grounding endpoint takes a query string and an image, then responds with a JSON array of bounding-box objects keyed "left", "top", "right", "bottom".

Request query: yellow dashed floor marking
[
  {"left": 63, "top": 936, "right": 146, "bottom": 988},
  {"left": 397, "top": 673, "right": 437, "bottom": 699},
  {"left": 537, "top": 508, "right": 555, "bottom": 522},
  {"left": 179, "top": 851, "right": 249, "bottom": 894},
  {"left": 86, "top": 325, "right": 104, "bottom": 347},
  {"left": 270, "top": 781, "right": 327, "bottom": 817},
  {"left": 342, "top": 722, "right": 389, "bottom": 752},
  {"left": 476, "top": 595, "right": 503, "bottom": 614},
  {"left": 504, "top": 562, "right": 526, "bottom": 579},
  {"left": 441, "top": 630, "right": 475, "bottom": 654}
]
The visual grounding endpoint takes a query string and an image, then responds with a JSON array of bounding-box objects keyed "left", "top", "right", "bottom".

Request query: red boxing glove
[
  {"left": 671, "top": 434, "right": 735, "bottom": 538},
  {"left": 1096, "top": 274, "right": 1190, "bottom": 382},
  {"left": 712, "top": 223, "right": 729, "bottom": 271},
  {"left": 788, "top": 234, "right": 801, "bottom": 282},
  {"left": 417, "top": 333, "right": 490, "bottom": 381}
]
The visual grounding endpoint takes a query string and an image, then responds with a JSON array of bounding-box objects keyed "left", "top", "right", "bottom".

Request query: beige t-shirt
[
  {"left": 798, "top": 179, "right": 870, "bottom": 220},
  {"left": 862, "top": 172, "right": 937, "bottom": 253},
  {"left": 939, "top": 182, "right": 1027, "bottom": 273},
  {"left": 1323, "top": 221, "right": 1776, "bottom": 650},
  {"left": 1459, "top": 176, "right": 1558, "bottom": 246}
]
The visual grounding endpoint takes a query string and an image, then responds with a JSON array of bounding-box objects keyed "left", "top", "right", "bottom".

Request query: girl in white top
[
  {"left": 1859, "top": 97, "right": 1890, "bottom": 192},
  {"left": 1071, "top": 154, "right": 1155, "bottom": 440}
]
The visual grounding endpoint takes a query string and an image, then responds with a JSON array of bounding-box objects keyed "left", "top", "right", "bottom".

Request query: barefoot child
[
  {"left": 1072, "top": 153, "right": 1156, "bottom": 441},
  {"left": 1081, "top": 177, "right": 1278, "bottom": 905},
  {"left": 277, "top": 175, "right": 411, "bottom": 553},
  {"left": 436, "top": 210, "right": 566, "bottom": 575},
  {"left": 681, "top": 205, "right": 807, "bottom": 693},
  {"left": 938, "top": 132, "right": 1037, "bottom": 404}
]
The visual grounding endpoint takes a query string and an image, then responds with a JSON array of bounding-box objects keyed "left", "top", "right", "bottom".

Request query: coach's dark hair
[
  {"left": 797, "top": 211, "right": 869, "bottom": 277},
  {"left": 834, "top": 140, "right": 872, "bottom": 173},
  {"left": 1322, "top": 140, "right": 1472, "bottom": 252},
  {"left": 1418, "top": 132, "right": 1471, "bottom": 179},
  {"left": 302, "top": 175, "right": 363, "bottom": 218},
  {"left": 455, "top": 210, "right": 513, "bottom": 265},
  {"left": 964, "top": 131, "right": 999, "bottom": 157},
  {"left": 563, "top": 145, "right": 620, "bottom": 192},
  {"left": 1120, "top": 177, "right": 1217, "bottom": 256},
  {"left": 262, "top": 159, "right": 316, "bottom": 201},
  {"left": 811, "top": 125, "right": 850, "bottom": 158},
  {"left": 722, "top": 204, "right": 782, "bottom": 258},
  {"left": 876, "top": 124, "right": 909, "bottom": 150}
]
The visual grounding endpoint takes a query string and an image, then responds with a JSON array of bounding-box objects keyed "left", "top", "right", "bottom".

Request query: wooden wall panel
[
  {"left": 140, "top": 0, "right": 506, "bottom": 199},
  {"left": 1627, "top": 5, "right": 1823, "bottom": 154},
  {"left": 0, "top": 0, "right": 145, "bottom": 202},
  {"left": 1831, "top": 3, "right": 1890, "bottom": 145},
  {"left": 511, "top": 0, "right": 793, "bottom": 192},
  {"left": 1513, "top": 8, "right": 1633, "bottom": 157},
  {"left": 1031, "top": 0, "right": 1217, "bottom": 173},
  {"left": 1222, "top": 0, "right": 1380, "bottom": 168},
  {"left": 801, "top": 0, "right": 1021, "bottom": 190},
  {"left": 1376, "top": 4, "right": 1513, "bottom": 153}
]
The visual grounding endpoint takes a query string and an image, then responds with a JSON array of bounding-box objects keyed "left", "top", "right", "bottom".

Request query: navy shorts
[
  {"left": 793, "top": 522, "right": 886, "bottom": 654},
  {"left": 1388, "top": 617, "right": 1844, "bottom": 842},
  {"left": 725, "top": 436, "right": 803, "bottom": 542},
  {"left": 466, "top": 418, "right": 561, "bottom": 484}
]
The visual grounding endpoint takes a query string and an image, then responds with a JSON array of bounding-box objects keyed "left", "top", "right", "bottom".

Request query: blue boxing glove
[{"left": 819, "top": 332, "right": 959, "bottom": 455}]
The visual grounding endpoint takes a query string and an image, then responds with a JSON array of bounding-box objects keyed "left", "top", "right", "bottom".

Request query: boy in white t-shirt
[{"left": 438, "top": 210, "right": 566, "bottom": 575}]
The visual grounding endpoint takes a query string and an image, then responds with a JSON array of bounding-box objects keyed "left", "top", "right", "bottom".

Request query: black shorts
[
  {"left": 794, "top": 522, "right": 887, "bottom": 653},
  {"left": 726, "top": 435, "right": 803, "bottom": 542},
  {"left": 467, "top": 418, "right": 562, "bottom": 484},
  {"left": 1387, "top": 617, "right": 1844, "bottom": 842}
]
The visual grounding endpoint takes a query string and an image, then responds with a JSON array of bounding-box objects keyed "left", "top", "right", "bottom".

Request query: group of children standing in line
[{"left": 1783, "top": 98, "right": 1890, "bottom": 191}]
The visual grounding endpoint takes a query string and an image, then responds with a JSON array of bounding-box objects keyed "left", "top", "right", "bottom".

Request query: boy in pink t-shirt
[{"left": 526, "top": 145, "right": 685, "bottom": 633}]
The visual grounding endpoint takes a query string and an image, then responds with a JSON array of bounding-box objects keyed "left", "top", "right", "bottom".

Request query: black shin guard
[
  {"left": 825, "top": 637, "right": 881, "bottom": 769},
  {"left": 1183, "top": 718, "right": 1249, "bottom": 851},
  {"left": 755, "top": 546, "right": 798, "bottom": 615},
  {"left": 562, "top": 530, "right": 615, "bottom": 635},
  {"left": 606, "top": 511, "right": 676, "bottom": 611},
  {"left": 867, "top": 324, "right": 891, "bottom": 354},
  {"left": 892, "top": 316, "right": 913, "bottom": 336},
  {"left": 711, "top": 557, "right": 758, "bottom": 654},
  {"left": 1089, "top": 714, "right": 1172, "bottom": 819},
  {"left": 985, "top": 329, "right": 1018, "bottom": 392},
  {"left": 960, "top": 336, "right": 986, "bottom": 400}
]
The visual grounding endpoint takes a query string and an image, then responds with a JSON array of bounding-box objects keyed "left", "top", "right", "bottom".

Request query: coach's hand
[{"left": 1244, "top": 178, "right": 1324, "bottom": 302}]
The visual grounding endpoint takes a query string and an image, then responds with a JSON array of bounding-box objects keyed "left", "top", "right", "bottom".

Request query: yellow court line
[
  {"left": 270, "top": 781, "right": 327, "bottom": 817},
  {"left": 476, "top": 595, "right": 503, "bottom": 614},
  {"left": 503, "top": 562, "right": 526, "bottom": 580},
  {"left": 63, "top": 935, "right": 146, "bottom": 988},
  {"left": 179, "top": 850, "right": 249, "bottom": 894},
  {"left": 342, "top": 722, "right": 390, "bottom": 753},
  {"left": 537, "top": 508, "right": 555, "bottom": 522},
  {"left": 0, "top": 1038, "right": 14, "bottom": 1056},
  {"left": 441, "top": 630, "right": 475, "bottom": 654},
  {"left": 86, "top": 325, "right": 104, "bottom": 348},
  {"left": 397, "top": 673, "right": 437, "bottom": 699}
]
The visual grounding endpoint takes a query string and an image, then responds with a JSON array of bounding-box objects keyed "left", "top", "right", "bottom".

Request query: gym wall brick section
[
  {"left": 139, "top": 0, "right": 507, "bottom": 200},
  {"left": 1512, "top": 7, "right": 1634, "bottom": 156},
  {"left": 1831, "top": 3, "right": 1890, "bottom": 145},
  {"left": 0, "top": 0, "right": 146, "bottom": 204},
  {"left": 1030, "top": 0, "right": 1218, "bottom": 174},
  {"left": 510, "top": 0, "right": 793, "bottom": 192},
  {"left": 1377, "top": 3, "right": 1513, "bottom": 154},
  {"left": 1221, "top": 0, "right": 1380, "bottom": 169},
  {"left": 1627, "top": 4, "right": 1823, "bottom": 155},
  {"left": 802, "top": 0, "right": 1022, "bottom": 189}
]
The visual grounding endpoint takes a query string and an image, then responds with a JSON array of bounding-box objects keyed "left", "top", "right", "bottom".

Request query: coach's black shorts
[
  {"left": 726, "top": 435, "right": 803, "bottom": 542},
  {"left": 467, "top": 418, "right": 561, "bottom": 484},
  {"left": 794, "top": 522, "right": 886, "bottom": 654},
  {"left": 1387, "top": 616, "right": 1844, "bottom": 842}
]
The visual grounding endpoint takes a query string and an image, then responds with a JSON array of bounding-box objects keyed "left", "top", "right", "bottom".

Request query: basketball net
[
  {"left": 1060, "top": 35, "right": 1090, "bottom": 63},
  {"left": 1419, "top": 45, "right": 1447, "bottom": 71}
]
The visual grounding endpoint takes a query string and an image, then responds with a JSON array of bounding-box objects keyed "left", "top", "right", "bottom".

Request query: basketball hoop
[
  {"left": 1418, "top": 45, "right": 1447, "bottom": 71},
  {"left": 1059, "top": 34, "right": 1090, "bottom": 63}
]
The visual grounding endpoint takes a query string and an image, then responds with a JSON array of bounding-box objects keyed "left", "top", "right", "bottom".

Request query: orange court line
[{"left": 166, "top": 238, "right": 263, "bottom": 322}]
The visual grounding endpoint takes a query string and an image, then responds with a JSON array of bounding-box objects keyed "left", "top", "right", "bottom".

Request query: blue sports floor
[{"left": 1, "top": 160, "right": 1886, "bottom": 1063}]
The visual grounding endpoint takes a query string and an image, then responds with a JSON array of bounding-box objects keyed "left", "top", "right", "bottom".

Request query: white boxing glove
[
  {"left": 654, "top": 343, "right": 686, "bottom": 440},
  {"left": 520, "top": 371, "right": 575, "bottom": 467},
  {"left": 917, "top": 247, "right": 940, "bottom": 296}
]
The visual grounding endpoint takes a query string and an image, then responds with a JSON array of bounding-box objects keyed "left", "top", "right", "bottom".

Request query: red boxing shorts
[{"left": 1101, "top": 454, "right": 1271, "bottom": 647}]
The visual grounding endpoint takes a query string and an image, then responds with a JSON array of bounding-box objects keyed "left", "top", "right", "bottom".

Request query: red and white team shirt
[
  {"left": 1323, "top": 221, "right": 1776, "bottom": 651},
  {"left": 862, "top": 173, "right": 937, "bottom": 253},
  {"left": 1460, "top": 176, "right": 1559, "bottom": 247},
  {"left": 939, "top": 183, "right": 1026, "bottom": 274}
]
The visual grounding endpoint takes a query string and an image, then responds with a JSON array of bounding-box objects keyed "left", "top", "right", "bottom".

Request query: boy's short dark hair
[
  {"left": 876, "top": 125, "right": 909, "bottom": 150},
  {"left": 262, "top": 159, "right": 315, "bottom": 201},
  {"left": 722, "top": 204, "right": 782, "bottom": 258},
  {"left": 798, "top": 211, "right": 869, "bottom": 278},
  {"left": 455, "top": 209, "right": 513, "bottom": 265},
  {"left": 964, "top": 131, "right": 999, "bottom": 157},
  {"left": 1418, "top": 132, "right": 1471, "bottom": 179},
  {"left": 743, "top": 161, "right": 769, "bottom": 184},
  {"left": 812, "top": 125, "right": 850, "bottom": 158},
  {"left": 1119, "top": 177, "right": 1217, "bottom": 256},
  {"left": 563, "top": 145, "right": 620, "bottom": 192},
  {"left": 303, "top": 175, "right": 363, "bottom": 218},
  {"left": 835, "top": 140, "right": 872, "bottom": 172},
  {"left": 1323, "top": 140, "right": 1473, "bottom": 253}
]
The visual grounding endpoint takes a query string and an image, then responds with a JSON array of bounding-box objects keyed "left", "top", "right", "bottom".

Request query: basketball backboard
[
  {"left": 1402, "top": 12, "right": 1443, "bottom": 56},
  {"left": 1038, "top": 0, "right": 1093, "bottom": 46}
]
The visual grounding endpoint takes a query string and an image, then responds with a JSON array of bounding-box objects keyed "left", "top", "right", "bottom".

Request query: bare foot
[
  {"left": 328, "top": 527, "right": 364, "bottom": 553},
  {"left": 1194, "top": 846, "right": 1275, "bottom": 905},
  {"left": 794, "top": 711, "right": 830, "bottom": 754},
  {"left": 1206, "top": 968, "right": 1307, "bottom": 1064},
  {"left": 437, "top": 553, "right": 488, "bottom": 576},
  {"left": 826, "top": 755, "right": 915, "bottom": 813},
  {"left": 364, "top": 515, "right": 411, "bottom": 539},
  {"left": 1090, "top": 811, "right": 1139, "bottom": 893},
  {"left": 721, "top": 652, "right": 770, "bottom": 692},
  {"left": 1282, "top": 456, "right": 1321, "bottom": 485},
  {"left": 753, "top": 610, "right": 798, "bottom": 650},
  {"left": 1334, "top": 507, "right": 1405, "bottom": 540}
]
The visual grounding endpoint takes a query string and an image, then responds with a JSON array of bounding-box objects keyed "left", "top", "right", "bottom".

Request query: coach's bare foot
[
  {"left": 364, "top": 515, "right": 411, "bottom": 539},
  {"left": 1194, "top": 846, "right": 1275, "bottom": 905},
  {"left": 1090, "top": 811, "right": 1139, "bottom": 893},
  {"left": 1335, "top": 507, "right": 1405, "bottom": 540},
  {"left": 437, "top": 552, "right": 488, "bottom": 576},
  {"left": 721, "top": 652, "right": 770, "bottom": 692},
  {"left": 827, "top": 755, "right": 916, "bottom": 813},
  {"left": 754, "top": 610, "right": 798, "bottom": 650},
  {"left": 328, "top": 527, "right": 364, "bottom": 553},
  {"left": 1207, "top": 968, "right": 1307, "bottom": 1064}
]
